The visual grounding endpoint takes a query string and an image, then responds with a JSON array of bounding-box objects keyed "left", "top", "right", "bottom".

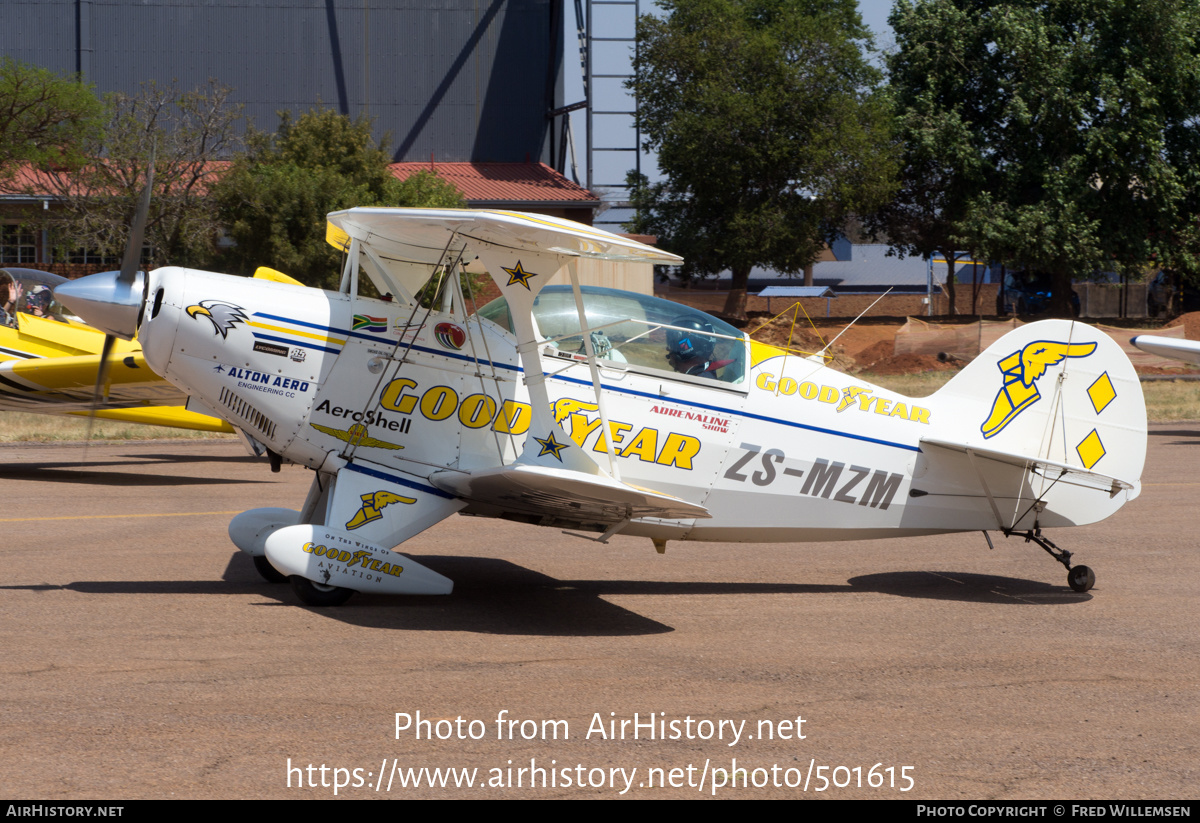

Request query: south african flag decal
[{"left": 353, "top": 314, "right": 388, "bottom": 332}]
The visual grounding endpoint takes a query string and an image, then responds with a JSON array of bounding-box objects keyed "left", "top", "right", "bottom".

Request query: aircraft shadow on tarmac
[
  {"left": 223, "top": 554, "right": 1090, "bottom": 633},
  {"left": 1, "top": 560, "right": 1087, "bottom": 638},
  {"left": 0, "top": 456, "right": 271, "bottom": 486},
  {"left": 1149, "top": 428, "right": 1200, "bottom": 445},
  {"left": 847, "top": 571, "right": 1091, "bottom": 604}
]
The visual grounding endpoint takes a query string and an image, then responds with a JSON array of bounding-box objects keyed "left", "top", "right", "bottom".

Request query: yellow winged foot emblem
[{"left": 982, "top": 340, "right": 1096, "bottom": 438}]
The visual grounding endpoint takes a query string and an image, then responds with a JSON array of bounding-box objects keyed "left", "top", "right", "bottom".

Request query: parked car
[
  {"left": 1145, "top": 270, "right": 1200, "bottom": 317},
  {"left": 996, "top": 270, "right": 1079, "bottom": 315}
]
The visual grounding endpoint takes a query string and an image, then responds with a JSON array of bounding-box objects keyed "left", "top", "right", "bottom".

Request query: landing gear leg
[{"left": 1012, "top": 528, "right": 1095, "bottom": 592}]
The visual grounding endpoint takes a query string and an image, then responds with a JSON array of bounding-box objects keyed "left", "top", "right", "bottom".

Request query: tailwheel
[
  {"left": 290, "top": 576, "right": 355, "bottom": 607},
  {"left": 253, "top": 555, "right": 288, "bottom": 584},
  {"left": 1068, "top": 565, "right": 1096, "bottom": 593},
  {"left": 1010, "top": 529, "right": 1096, "bottom": 593}
]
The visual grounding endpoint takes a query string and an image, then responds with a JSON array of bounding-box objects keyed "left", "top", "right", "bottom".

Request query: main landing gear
[
  {"left": 253, "top": 555, "right": 288, "bottom": 584},
  {"left": 290, "top": 572, "right": 355, "bottom": 607},
  {"left": 1012, "top": 529, "right": 1095, "bottom": 593}
]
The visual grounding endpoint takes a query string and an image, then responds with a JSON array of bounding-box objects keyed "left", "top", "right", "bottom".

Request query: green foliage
[
  {"left": 0, "top": 57, "right": 105, "bottom": 181},
  {"left": 41, "top": 80, "right": 242, "bottom": 269},
  {"left": 879, "top": 0, "right": 1200, "bottom": 315},
  {"left": 627, "top": 0, "right": 897, "bottom": 317},
  {"left": 213, "top": 109, "right": 464, "bottom": 289}
]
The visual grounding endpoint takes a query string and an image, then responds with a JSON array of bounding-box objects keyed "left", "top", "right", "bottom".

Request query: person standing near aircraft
[{"left": 0, "top": 274, "right": 22, "bottom": 327}]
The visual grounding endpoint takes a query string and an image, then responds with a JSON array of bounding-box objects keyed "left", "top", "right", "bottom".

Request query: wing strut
[
  {"left": 454, "top": 250, "right": 524, "bottom": 465},
  {"left": 567, "top": 258, "right": 621, "bottom": 481},
  {"left": 341, "top": 233, "right": 465, "bottom": 463}
]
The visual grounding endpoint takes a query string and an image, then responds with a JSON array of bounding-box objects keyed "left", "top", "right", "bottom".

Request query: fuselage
[{"left": 137, "top": 266, "right": 1143, "bottom": 544}]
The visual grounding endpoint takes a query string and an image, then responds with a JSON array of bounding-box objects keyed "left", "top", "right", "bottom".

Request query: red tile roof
[
  {"left": 389, "top": 161, "right": 599, "bottom": 205},
  {"left": 0, "top": 161, "right": 230, "bottom": 197}
]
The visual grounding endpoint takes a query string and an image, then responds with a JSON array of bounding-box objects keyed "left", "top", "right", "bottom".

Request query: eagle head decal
[{"left": 186, "top": 301, "right": 248, "bottom": 339}]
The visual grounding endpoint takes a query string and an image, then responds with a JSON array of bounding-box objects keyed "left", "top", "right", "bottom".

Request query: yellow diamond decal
[
  {"left": 1076, "top": 429, "right": 1106, "bottom": 469},
  {"left": 1087, "top": 372, "right": 1116, "bottom": 414}
]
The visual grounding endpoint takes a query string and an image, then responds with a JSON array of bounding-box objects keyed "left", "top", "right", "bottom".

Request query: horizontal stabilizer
[
  {"left": 1131, "top": 334, "right": 1200, "bottom": 366},
  {"left": 920, "top": 437, "right": 1135, "bottom": 498},
  {"left": 429, "top": 464, "right": 710, "bottom": 525}
]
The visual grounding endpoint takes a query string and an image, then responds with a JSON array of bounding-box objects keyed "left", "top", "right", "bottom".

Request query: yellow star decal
[
  {"left": 534, "top": 431, "right": 568, "bottom": 461},
  {"left": 503, "top": 260, "right": 538, "bottom": 289}
]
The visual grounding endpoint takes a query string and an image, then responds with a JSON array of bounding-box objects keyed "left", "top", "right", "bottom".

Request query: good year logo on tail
[{"left": 982, "top": 340, "right": 1096, "bottom": 438}]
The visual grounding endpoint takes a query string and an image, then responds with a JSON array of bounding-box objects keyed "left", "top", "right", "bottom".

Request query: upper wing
[
  {"left": 1130, "top": 334, "right": 1200, "bottom": 366},
  {"left": 325, "top": 207, "right": 683, "bottom": 306}
]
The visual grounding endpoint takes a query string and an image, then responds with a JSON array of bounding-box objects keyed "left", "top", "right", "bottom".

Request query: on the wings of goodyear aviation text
[{"left": 283, "top": 710, "right": 918, "bottom": 796}]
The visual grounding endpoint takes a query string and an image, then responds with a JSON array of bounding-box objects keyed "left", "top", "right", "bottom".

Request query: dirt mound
[
  {"left": 1164, "top": 311, "right": 1200, "bottom": 340},
  {"left": 862, "top": 353, "right": 960, "bottom": 375},
  {"left": 854, "top": 339, "right": 895, "bottom": 370}
]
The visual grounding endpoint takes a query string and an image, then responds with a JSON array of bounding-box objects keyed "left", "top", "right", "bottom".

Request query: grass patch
[
  {"left": 862, "top": 370, "right": 1200, "bottom": 423},
  {"left": 858, "top": 371, "right": 958, "bottom": 398},
  {"left": 1138, "top": 379, "right": 1200, "bottom": 422},
  {"left": 0, "top": 413, "right": 239, "bottom": 443}
]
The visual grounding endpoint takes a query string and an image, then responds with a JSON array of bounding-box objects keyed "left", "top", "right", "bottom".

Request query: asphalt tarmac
[{"left": 0, "top": 427, "right": 1196, "bottom": 799}]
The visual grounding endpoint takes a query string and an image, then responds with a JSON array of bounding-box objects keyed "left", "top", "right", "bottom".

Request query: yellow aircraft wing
[
  {"left": 0, "top": 267, "right": 300, "bottom": 434},
  {"left": 0, "top": 349, "right": 232, "bottom": 432}
]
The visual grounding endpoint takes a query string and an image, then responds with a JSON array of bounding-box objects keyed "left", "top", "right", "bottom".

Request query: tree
[
  {"left": 627, "top": 0, "right": 897, "bottom": 319},
  {"left": 880, "top": 0, "right": 1200, "bottom": 316},
  {"left": 41, "top": 80, "right": 243, "bottom": 269},
  {"left": 213, "top": 109, "right": 464, "bottom": 289},
  {"left": 0, "top": 57, "right": 105, "bottom": 183}
]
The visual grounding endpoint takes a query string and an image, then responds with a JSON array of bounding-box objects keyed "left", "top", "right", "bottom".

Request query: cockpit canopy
[
  {"left": 0, "top": 268, "right": 77, "bottom": 326},
  {"left": 476, "top": 285, "right": 747, "bottom": 386}
]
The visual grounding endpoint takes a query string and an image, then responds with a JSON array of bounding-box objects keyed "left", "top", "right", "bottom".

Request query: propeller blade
[
  {"left": 84, "top": 142, "right": 155, "bottom": 452},
  {"left": 83, "top": 333, "right": 118, "bottom": 453},
  {"left": 118, "top": 142, "right": 155, "bottom": 288},
  {"left": 56, "top": 141, "right": 157, "bottom": 340}
]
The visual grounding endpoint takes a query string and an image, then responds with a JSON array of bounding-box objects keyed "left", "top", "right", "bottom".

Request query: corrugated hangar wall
[{"left": 0, "top": 0, "right": 563, "bottom": 163}]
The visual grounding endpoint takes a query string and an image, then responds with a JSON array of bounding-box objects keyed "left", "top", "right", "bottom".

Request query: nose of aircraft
[{"left": 54, "top": 269, "right": 146, "bottom": 340}]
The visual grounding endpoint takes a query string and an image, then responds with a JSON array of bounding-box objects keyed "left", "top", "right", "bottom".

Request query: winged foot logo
[
  {"left": 982, "top": 340, "right": 1096, "bottom": 438},
  {"left": 346, "top": 491, "right": 416, "bottom": 530}
]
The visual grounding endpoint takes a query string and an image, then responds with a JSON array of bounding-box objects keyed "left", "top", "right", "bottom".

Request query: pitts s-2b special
[{"left": 55, "top": 209, "right": 1146, "bottom": 605}]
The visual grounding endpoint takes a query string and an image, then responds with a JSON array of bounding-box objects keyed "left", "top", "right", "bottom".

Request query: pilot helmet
[
  {"left": 25, "top": 285, "right": 52, "bottom": 314},
  {"left": 666, "top": 316, "right": 716, "bottom": 361}
]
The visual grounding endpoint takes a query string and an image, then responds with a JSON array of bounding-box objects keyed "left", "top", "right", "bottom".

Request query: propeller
[{"left": 54, "top": 144, "right": 156, "bottom": 444}]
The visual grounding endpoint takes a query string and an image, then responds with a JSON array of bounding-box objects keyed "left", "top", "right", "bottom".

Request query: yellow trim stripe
[
  {"left": 247, "top": 321, "right": 346, "bottom": 345},
  {"left": 490, "top": 210, "right": 623, "bottom": 241}
]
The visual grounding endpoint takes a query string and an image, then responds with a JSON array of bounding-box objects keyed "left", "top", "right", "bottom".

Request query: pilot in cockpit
[
  {"left": 666, "top": 316, "right": 734, "bottom": 378},
  {"left": 24, "top": 285, "right": 52, "bottom": 318}
]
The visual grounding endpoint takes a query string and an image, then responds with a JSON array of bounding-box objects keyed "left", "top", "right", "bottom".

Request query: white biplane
[{"left": 55, "top": 209, "right": 1146, "bottom": 605}]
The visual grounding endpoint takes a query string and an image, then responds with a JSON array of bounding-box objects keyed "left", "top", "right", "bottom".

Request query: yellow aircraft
[{"left": 0, "top": 266, "right": 285, "bottom": 434}]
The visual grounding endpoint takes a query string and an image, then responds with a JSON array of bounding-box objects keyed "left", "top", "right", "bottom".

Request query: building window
[
  {"left": 66, "top": 248, "right": 121, "bottom": 266},
  {"left": 1, "top": 225, "right": 38, "bottom": 265},
  {"left": 65, "top": 246, "right": 150, "bottom": 267}
]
